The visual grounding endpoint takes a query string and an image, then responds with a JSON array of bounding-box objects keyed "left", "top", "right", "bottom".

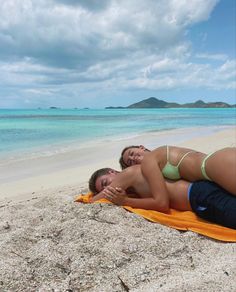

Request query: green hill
[{"left": 105, "top": 97, "right": 234, "bottom": 109}]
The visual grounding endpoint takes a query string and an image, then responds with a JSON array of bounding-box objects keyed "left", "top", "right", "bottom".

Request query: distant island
[
  {"left": 106, "top": 97, "right": 236, "bottom": 109},
  {"left": 49, "top": 106, "right": 60, "bottom": 109}
]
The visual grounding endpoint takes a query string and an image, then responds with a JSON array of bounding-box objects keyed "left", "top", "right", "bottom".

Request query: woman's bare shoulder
[
  {"left": 148, "top": 145, "right": 166, "bottom": 157},
  {"left": 123, "top": 165, "right": 141, "bottom": 174}
]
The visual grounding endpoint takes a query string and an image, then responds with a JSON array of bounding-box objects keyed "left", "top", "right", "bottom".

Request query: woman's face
[{"left": 122, "top": 146, "right": 146, "bottom": 167}]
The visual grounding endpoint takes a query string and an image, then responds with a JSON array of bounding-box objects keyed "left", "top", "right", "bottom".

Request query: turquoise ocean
[{"left": 0, "top": 108, "right": 235, "bottom": 159}]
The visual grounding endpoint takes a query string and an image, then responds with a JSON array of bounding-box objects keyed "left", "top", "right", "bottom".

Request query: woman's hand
[{"left": 103, "top": 186, "right": 127, "bottom": 205}]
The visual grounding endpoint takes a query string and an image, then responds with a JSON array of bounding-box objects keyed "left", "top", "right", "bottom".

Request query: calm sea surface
[{"left": 0, "top": 108, "right": 235, "bottom": 158}]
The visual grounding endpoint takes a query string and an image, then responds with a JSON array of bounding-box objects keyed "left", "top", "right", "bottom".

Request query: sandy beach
[{"left": 0, "top": 126, "right": 236, "bottom": 291}]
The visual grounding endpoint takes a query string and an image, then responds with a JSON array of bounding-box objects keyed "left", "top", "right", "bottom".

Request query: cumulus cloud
[
  {"left": 127, "top": 56, "right": 236, "bottom": 91},
  {"left": 0, "top": 0, "right": 218, "bottom": 66},
  {"left": 0, "top": 0, "right": 235, "bottom": 108}
]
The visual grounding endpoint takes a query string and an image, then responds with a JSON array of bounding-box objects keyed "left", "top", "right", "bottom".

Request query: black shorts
[{"left": 189, "top": 181, "right": 236, "bottom": 229}]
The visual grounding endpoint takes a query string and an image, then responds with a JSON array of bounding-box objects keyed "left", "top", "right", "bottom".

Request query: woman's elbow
[{"left": 153, "top": 200, "right": 170, "bottom": 213}]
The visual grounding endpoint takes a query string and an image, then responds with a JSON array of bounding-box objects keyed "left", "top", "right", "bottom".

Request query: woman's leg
[{"left": 205, "top": 147, "right": 236, "bottom": 195}]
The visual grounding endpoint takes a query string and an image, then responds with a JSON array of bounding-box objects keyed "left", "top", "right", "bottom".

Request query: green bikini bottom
[{"left": 201, "top": 152, "right": 215, "bottom": 181}]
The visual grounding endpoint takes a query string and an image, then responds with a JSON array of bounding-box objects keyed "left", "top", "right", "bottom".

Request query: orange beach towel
[{"left": 75, "top": 193, "right": 236, "bottom": 242}]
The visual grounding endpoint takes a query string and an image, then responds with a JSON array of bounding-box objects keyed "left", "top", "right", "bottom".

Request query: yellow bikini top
[{"left": 162, "top": 146, "right": 194, "bottom": 180}]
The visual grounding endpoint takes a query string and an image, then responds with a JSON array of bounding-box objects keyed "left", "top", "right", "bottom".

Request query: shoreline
[
  {"left": 0, "top": 124, "right": 233, "bottom": 162},
  {"left": 0, "top": 125, "right": 235, "bottom": 203}
]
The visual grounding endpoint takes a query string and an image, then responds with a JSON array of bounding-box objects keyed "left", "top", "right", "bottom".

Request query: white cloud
[
  {"left": 218, "top": 60, "right": 236, "bottom": 73},
  {"left": 217, "top": 60, "right": 236, "bottom": 81},
  {"left": 125, "top": 58, "right": 236, "bottom": 91},
  {"left": 0, "top": 0, "right": 235, "bottom": 108},
  {"left": 196, "top": 53, "right": 228, "bottom": 61},
  {"left": 168, "top": 0, "right": 219, "bottom": 26},
  {"left": 0, "top": 0, "right": 219, "bottom": 66}
]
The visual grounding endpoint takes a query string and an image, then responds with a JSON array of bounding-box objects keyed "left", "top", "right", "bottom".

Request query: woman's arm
[
  {"left": 103, "top": 186, "right": 170, "bottom": 212},
  {"left": 123, "top": 196, "right": 170, "bottom": 211},
  {"left": 91, "top": 191, "right": 106, "bottom": 202},
  {"left": 91, "top": 186, "right": 135, "bottom": 204},
  {"left": 141, "top": 152, "right": 170, "bottom": 212}
]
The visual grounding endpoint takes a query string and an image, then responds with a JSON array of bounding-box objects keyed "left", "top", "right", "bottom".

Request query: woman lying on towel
[{"left": 89, "top": 165, "right": 236, "bottom": 229}]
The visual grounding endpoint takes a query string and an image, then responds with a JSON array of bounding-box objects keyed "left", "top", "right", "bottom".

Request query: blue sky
[{"left": 0, "top": 0, "right": 235, "bottom": 108}]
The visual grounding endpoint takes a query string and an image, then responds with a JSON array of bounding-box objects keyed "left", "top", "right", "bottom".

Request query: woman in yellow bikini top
[
  {"left": 161, "top": 145, "right": 213, "bottom": 180},
  {"left": 120, "top": 145, "right": 236, "bottom": 196},
  {"left": 161, "top": 145, "right": 195, "bottom": 180}
]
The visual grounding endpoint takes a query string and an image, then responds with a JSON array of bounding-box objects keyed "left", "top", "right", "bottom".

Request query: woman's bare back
[
  {"left": 150, "top": 146, "right": 236, "bottom": 195},
  {"left": 152, "top": 145, "right": 206, "bottom": 181}
]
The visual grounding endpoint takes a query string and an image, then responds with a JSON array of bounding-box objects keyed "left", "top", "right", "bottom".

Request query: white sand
[{"left": 0, "top": 125, "right": 236, "bottom": 291}]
